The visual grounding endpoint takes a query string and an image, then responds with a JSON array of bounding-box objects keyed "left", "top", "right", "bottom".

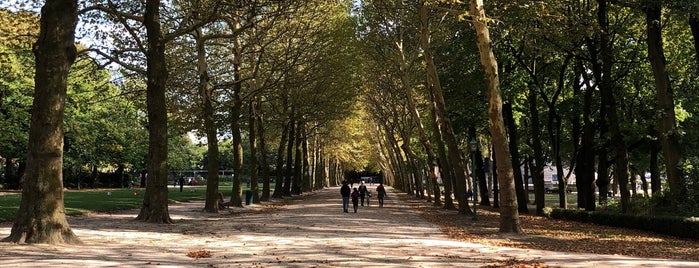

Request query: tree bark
[
  {"left": 470, "top": 0, "right": 522, "bottom": 232},
  {"left": 271, "top": 118, "right": 289, "bottom": 198},
  {"left": 136, "top": 0, "right": 172, "bottom": 223},
  {"left": 430, "top": 90, "right": 455, "bottom": 209},
  {"left": 690, "top": 14, "right": 699, "bottom": 70},
  {"left": 195, "top": 27, "right": 220, "bottom": 213},
  {"left": 503, "top": 103, "right": 527, "bottom": 213},
  {"left": 597, "top": 0, "right": 630, "bottom": 212},
  {"left": 282, "top": 114, "right": 295, "bottom": 196},
  {"left": 528, "top": 87, "right": 545, "bottom": 215},
  {"left": 249, "top": 98, "right": 260, "bottom": 203},
  {"left": 646, "top": 3, "right": 687, "bottom": 207},
  {"left": 258, "top": 106, "right": 272, "bottom": 201},
  {"left": 3, "top": 0, "right": 81, "bottom": 244},
  {"left": 292, "top": 121, "right": 303, "bottom": 195}
]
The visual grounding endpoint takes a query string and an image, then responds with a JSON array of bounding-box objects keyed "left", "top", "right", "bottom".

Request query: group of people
[{"left": 340, "top": 181, "right": 387, "bottom": 213}]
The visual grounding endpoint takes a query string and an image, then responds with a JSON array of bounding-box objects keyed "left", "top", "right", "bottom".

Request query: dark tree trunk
[
  {"left": 283, "top": 115, "right": 295, "bottom": 196},
  {"left": 597, "top": 0, "right": 630, "bottom": 212},
  {"left": 650, "top": 139, "right": 661, "bottom": 195},
  {"left": 195, "top": 27, "right": 220, "bottom": 213},
  {"left": 271, "top": 118, "right": 290, "bottom": 198},
  {"left": 492, "top": 145, "right": 500, "bottom": 208},
  {"left": 136, "top": 0, "right": 173, "bottom": 223},
  {"left": 528, "top": 87, "right": 545, "bottom": 215},
  {"left": 301, "top": 124, "right": 311, "bottom": 193},
  {"left": 292, "top": 121, "right": 303, "bottom": 195},
  {"left": 258, "top": 109, "right": 272, "bottom": 201},
  {"left": 430, "top": 90, "right": 455, "bottom": 209},
  {"left": 503, "top": 104, "right": 527, "bottom": 213},
  {"left": 690, "top": 14, "right": 699, "bottom": 70},
  {"left": 249, "top": 98, "right": 260, "bottom": 203},
  {"left": 646, "top": 3, "right": 687, "bottom": 207},
  {"left": 228, "top": 85, "right": 243, "bottom": 207},
  {"left": 3, "top": 0, "right": 81, "bottom": 244}
]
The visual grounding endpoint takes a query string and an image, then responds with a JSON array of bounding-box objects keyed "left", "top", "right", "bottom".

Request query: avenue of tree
[{"left": 1, "top": 0, "right": 698, "bottom": 244}]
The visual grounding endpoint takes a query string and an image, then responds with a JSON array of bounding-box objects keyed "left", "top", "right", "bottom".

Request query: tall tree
[
  {"left": 3, "top": 0, "right": 81, "bottom": 243},
  {"left": 469, "top": 0, "right": 522, "bottom": 232},
  {"left": 135, "top": 0, "right": 173, "bottom": 222},
  {"left": 644, "top": 1, "right": 687, "bottom": 206}
]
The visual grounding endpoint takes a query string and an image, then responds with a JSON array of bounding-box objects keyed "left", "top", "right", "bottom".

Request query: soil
[{"left": 1, "top": 186, "right": 697, "bottom": 267}]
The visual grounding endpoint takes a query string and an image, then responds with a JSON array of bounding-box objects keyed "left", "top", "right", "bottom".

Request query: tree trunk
[
  {"left": 249, "top": 98, "right": 260, "bottom": 203},
  {"left": 528, "top": 87, "right": 545, "bottom": 215},
  {"left": 577, "top": 59, "right": 598, "bottom": 209},
  {"left": 283, "top": 115, "right": 295, "bottom": 196},
  {"left": 690, "top": 14, "right": 699, "bottom": 70},
  {"left": 195, "top": 27, "right": 220, "bottom": 213},
  {"left": 258, "top": 106, "right": 272, "bottom": 201},
  {"left": 597, "top": 0, "right": 630, "bottom": 212},
  {"left": 503, "top": 103, "right": 527, "bottom": 213},
  {"left": 430, "top": 90, "right": 455, "bottom": 209},
  {"left": 416, "top": 0, "right": 443, "bottom": 207},
  {"left": 271, "top": 118, "right": 290, "bottom": 198},
  {"left": 301, "top": 124, "right": 312, "bottom": 192},
  {"left": 420, "top": 0, "right": 470, "bottom": 214},
  {"left": 136, "top": 0, "right": 172, "bottom": 223},
  {"left": 292, "top": 121, "right": 303, "bottom": 195},
  {"left": 650, "top": 139, "right": 661, "bottom": 195},
  {"left": 470, "top": 0, "right": 522, "bottom": 232},
  {"left": 3, "top": 0, "right": 81, "bottom": 244},
  {"left": 646, "top": 3, "right": 687, "bottom": 207}
]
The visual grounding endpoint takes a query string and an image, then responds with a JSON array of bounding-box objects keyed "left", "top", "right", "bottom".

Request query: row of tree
[
  {"left": 358, "top": 0, "right": 699, "bottom": 230},
  {"left": 1, "top": 0, "right": 369, "bottom": 244}
]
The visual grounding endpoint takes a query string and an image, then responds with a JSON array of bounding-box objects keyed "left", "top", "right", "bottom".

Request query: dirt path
[{"left": 1, "top": 186, "right": 697, "bottom": 267}]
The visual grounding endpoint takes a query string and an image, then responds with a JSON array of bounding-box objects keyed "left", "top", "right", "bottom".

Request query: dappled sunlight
[{"left": 1, "top": 187, "right": 698, "bottom": 267}]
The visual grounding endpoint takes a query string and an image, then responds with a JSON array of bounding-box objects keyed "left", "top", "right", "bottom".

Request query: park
[{"left": 1, "top": 0, "right": 699, "bottom": 267}]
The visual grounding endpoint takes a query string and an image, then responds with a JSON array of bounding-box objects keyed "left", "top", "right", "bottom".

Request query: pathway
[{"left": 1, "top": 186, "right": 697, "bottom": 267}]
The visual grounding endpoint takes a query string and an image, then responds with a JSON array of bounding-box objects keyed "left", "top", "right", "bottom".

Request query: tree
[
  {"left": 3, "top": 0, "right": 81, "bottom": 244},
  {"left": 468, "top": 0, "right": 522, "bottom": 232}
]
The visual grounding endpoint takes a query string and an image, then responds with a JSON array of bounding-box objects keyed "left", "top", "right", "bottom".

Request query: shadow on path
[{"left": 1, "top": 186, "right": 697, "bottom": 267}]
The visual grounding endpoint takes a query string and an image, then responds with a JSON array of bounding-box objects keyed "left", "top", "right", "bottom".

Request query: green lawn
[{"left": 0, "top": 183, "right": 274, "bottom": 222}]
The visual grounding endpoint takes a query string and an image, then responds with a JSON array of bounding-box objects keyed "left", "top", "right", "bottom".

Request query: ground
[{"left": 0, "top": 186, "right": 697, "bottom": 267}]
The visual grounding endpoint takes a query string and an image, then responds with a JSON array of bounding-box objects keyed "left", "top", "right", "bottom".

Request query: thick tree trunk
[
  {"left": 195, "top": 28, "right": 220, "bottom": 213},
  {"left": 3, "top": 0, "right": 81, "bottom": 244},
  {"left": 470, "top": 0, "right": 521, "bottom": 232},
  {"left": 136, "top": 0, "right": 172, "bottom": 223},
  {"left": 228, "top": 86, "right": 243, "bottom": 207},
  {"left": 646, "top": 3, "right": 687, "bottom": 206}
]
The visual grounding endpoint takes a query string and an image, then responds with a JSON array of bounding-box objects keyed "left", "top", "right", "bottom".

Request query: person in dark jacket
[
  {"left": 358, "top": 181, "right": 368, "bottom": 206},
  {"left": 351, "top": 188, "right": 360, "bottom": 213},
  {"left": 340, "top": 181, "right": 351, "bottom": 213},
  {"left": 376, "top": 183, "right": 387, "bottom": 207}
]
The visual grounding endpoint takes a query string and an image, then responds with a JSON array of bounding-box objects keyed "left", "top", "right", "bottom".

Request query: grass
[{"left": 0, "top": 183, "right": 275, "bottom": 222}]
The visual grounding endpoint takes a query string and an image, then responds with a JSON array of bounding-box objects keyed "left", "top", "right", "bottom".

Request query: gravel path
[{"left": 1, "top": 186, "right": 697, "bottom": 267}]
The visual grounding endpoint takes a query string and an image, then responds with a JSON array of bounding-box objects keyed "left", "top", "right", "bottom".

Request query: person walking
[
  {"left": 341, "top": 181, "right": 351, "bottom": 213},
  {"left": 351, "top": 188, "right": 360, "bottom": 213},
  {"left": 358, "top": 181, "right": 368, "bottom": 206},
  {"left": 376, "top": 183, "right": 387, "bottom": 207}
]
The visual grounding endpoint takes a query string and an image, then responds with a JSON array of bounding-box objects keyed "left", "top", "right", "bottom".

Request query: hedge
[{"left": 548, "top": 208, "right": 699, "bottom": 239}]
